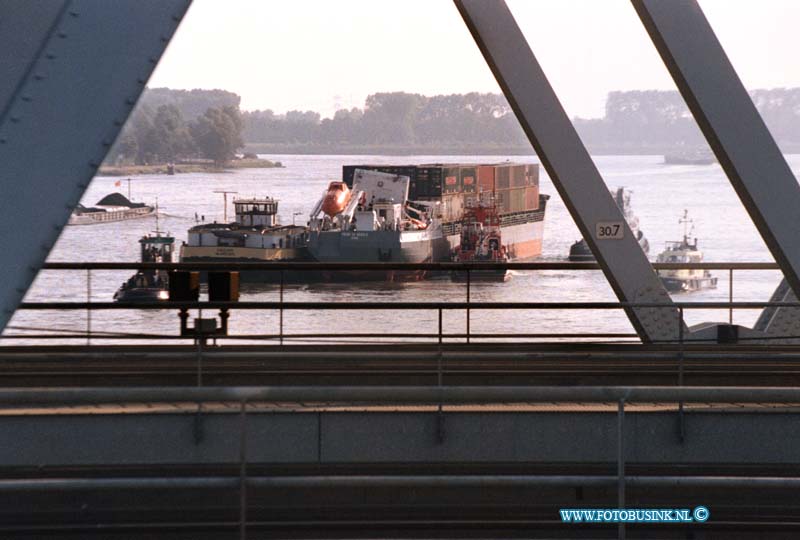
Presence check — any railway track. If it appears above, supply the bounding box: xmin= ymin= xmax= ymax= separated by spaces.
xmin=3 ymin=343 xmax=800 ymax=386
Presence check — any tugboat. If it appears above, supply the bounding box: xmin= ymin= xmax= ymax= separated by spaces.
xmin=451 ymin=196 xmax=509 ymax=282
xmin=113 ymin=228 xmax=174 ymax=302
xmin=569 ymin=187 xmax=649 ymax=261
xmin=656 ymin=210 xmax=718 ymax=293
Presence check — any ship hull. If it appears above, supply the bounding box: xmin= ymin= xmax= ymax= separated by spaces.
xmin=660 ymin=275 xmax=719 ymax=293
xmin=308 ymin=228 xmax=451 ymax=281
xmin=68 ymin=206 xmax=154 ymax=225
xmin=180 ymin=246 xmax=313 ymax=283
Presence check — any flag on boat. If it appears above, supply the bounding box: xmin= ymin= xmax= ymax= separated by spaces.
xmin=114 ymin=180 xmax=121 ymax=187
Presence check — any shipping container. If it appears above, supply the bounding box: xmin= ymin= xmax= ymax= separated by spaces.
xmin=443 ymin=166 xmax=462 ymax=194
xmin=494 ymin=189 xmax=510 ymax=214
xmin=495 ymin=166 xmax=510 ymax=190
xmin=460 ymin=166 xmax=477 ymax=194
xmin=477 ymin=165 xmax=495 ymax=193
xmin=510 ymin=165 xmax=527 ymax=188
xmin=527 ymin=164 xmax=540 ymax=187
xmin=525 ymin=185 xmax=540 ymax=211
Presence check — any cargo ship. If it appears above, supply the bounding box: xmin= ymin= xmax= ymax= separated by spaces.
xmin=307 ymin=169 xmax=448 ymax=280
xmin=568 ymin=187 xmax=649 ymax=261
xmin=180 ymin=197 xmax=310 ymax=282
xmin=68 ymin=193 xmax=154 ymax=225
xmin=339 ymin=162 xmax=548 ymax=262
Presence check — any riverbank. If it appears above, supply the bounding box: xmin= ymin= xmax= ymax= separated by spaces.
xmin=98 ymin=158 xmax=283 ymax=176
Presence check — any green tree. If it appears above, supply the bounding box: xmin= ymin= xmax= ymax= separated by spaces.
xmin=190 ymin=106 xmax=244 ymax=165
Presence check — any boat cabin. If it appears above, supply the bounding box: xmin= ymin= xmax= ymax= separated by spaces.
xmin=233 ymin=198 xmax=278 ymax=228
xmin=139 ymin=234 xmax=174 ymax=263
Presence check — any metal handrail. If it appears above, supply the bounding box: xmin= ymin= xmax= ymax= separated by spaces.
xmin=16 ymin=300 xmax=800 ymax=310
xmin=39 ymin=261 xmax=780 ymax=270
xmin=2 ymin=385 xmax=800 ymax=405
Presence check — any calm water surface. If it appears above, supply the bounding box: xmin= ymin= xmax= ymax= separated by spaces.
xmin=5 ymin=153 xmax=797 ymax=344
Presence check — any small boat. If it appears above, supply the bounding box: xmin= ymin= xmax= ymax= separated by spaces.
xmin=451 ymin=196 xmax=509 ymax=282
xmin=663 ymin=149 xmax=716 ymax=166
xmin=69 ymin=192 xmax=154 ymax=225
xmin=656 ymin=210 xmax=718 ymax=293
xmin=114 ymin=227 xmax=174 ymax=302
xmin=569 ymin=187 xmax=649 ymax=261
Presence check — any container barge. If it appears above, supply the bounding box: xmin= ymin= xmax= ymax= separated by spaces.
xmin=340 ymin=163 xmax=548 ymax=261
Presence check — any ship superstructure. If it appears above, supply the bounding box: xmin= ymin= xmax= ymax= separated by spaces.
xmin=180 ymin=197 xmax=309 ymax=281
xmin=307 ymin=169 xmax=448 ymax=279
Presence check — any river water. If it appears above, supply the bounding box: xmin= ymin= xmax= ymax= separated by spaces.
xmin=5 ymin=153 xmax=798 ymax=344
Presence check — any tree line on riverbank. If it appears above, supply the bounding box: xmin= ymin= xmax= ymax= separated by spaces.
xmin=243 ymin=88 xmax=800 ymax=154
xmin=105 ymin=89 xmax=245 ymax=166
xmin=106 ymin=87 xmax=800 ymax=159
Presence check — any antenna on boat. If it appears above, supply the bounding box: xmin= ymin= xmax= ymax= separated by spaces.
xmin=679 ymin=209 xmax=694 ymax=243
xmin=213 ymin=190 xmax=238 ymax=223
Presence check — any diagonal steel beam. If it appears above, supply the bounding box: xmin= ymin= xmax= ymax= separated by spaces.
xmin=0 ymin=0 xmax=191 ymax=332
xmin=633 ymin=0 xmax=800 ymax=338
xmin=455 ymin=0 xmax=681 ymax=343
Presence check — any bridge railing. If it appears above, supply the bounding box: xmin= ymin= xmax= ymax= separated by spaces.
xmin=2 ymin=261 xmax=789 ymax=345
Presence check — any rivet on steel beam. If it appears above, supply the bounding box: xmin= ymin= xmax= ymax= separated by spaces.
xmin=160 ymin=36 xmax=169 ymax=43
xmin=57 ymin=32 xmax=67 ymax=39
xmin=88 ymin=161 xmax=99 ymax=169
xmin=148 ymin=57 xmax=158 ymax=65
xmin=125 ymin=98 xmax=136 ymax=106
xmin=68 ymin=11 xmax=79 ymax=17
xmin=0 ymin=138 xmax=6 ymax=144
xmin=172 ymin=14 xmax=181 ymax=22
xmin=101 ymin=140 xmax=111 ymax=148
xmin=9 ymin=116 xmax=20 ymax=123
xmin=34 ymin=74 xmax=45 ymax=81
xmin=45 ymin=53 xmax=56 ymax=60
xmin=136 ymin=78 xmax=146 ymax=85
xmin=113 ymin=120 xmax=123 ymax=127
xmin=20 ymin=96 xmax=32 ymax=103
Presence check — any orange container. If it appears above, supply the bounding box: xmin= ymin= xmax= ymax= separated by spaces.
xmin=477 ymin=165 xmax=495 ymax=193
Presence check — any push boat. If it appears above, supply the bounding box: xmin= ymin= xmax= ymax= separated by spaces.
xmin=450 ymin=196 xmax=509 ymax=282
xmin=656 ymin=210 xmax=718 ymax=293
xmin=569 ymin=187 xmax=649 ymax=261
xmin=113 ymin=231 xmax=174 ymax=302
xmin=69 ymin=193 xmax=154 ymax=225
xmin=179 ymin=197 xmax=310 ymax=282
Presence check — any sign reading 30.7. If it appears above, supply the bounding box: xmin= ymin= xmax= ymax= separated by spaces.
xmin=595 ymin=221 xmax=624 ymax=240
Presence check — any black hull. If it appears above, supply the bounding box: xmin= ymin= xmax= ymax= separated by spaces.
xmin=660 ymin=276 xmax=719 ymax=293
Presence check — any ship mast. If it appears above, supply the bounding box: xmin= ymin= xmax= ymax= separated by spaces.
xmin=679 ymin=209 xmax=694 ymax=245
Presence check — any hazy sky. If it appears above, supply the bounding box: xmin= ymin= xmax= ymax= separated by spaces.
xmin=149 ymin=0 xmax=800 ymax=119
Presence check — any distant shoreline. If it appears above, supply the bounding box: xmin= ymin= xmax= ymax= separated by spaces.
xmin=98 ymin=158 xmax=283 ymax=176
xmin=244 ymin=143 xmax=800 ymax=157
